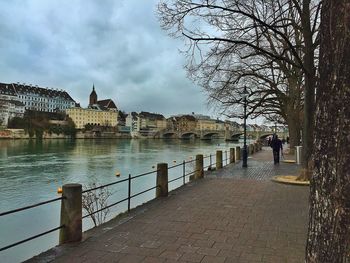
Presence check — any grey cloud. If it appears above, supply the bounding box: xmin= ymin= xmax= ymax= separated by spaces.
xmin=0 ymin=0 xmax=212 ymax=117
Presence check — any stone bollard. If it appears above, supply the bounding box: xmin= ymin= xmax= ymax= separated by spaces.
xmin=59 ymin=184 xmax=82 ymax=245
xmin=195 ymin=154 xmax=204 ymax=179
xmin=296 ymin=146 xmax=303 ymax=165
xmin=230 ymin=148 xmax=235 ymax=163
xmin=156 ymin=163 xmax=168 ymax=197
xmin=235 ymin=146 xmax=241 ymax=160
xmin=216 ymin=150 xmax=223 ymax=170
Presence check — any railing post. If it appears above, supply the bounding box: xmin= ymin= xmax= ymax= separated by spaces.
xmin=59 ymin=184 xmax=82 ymax=245
xmin=235 ymin=146 xmax=241 ymax=160
xmin=128 ymin=174 xmax=131 ymax=212
xmin=156 ymin=163 xmax=168 ymax=197
xmin=182 ymin=160 xmax=185 ymax=185
xmin=209 ymin=154 xmax=212 ymax=168
xmin=230 ymin=148 xmax=235 ymax=163
xmin=195 ymin=154 xmax=204 ymax=179
xmin=216 ymin=150 xmax=223 ymax=170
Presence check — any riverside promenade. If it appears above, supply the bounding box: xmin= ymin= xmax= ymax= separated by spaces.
xmin=28 ymin=147 xmax=309 ymax=263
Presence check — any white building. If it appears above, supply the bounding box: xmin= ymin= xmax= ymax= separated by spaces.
xmin=3 ymin=82 xmax=76 ymax=113
xmin=126 ymin=112 xmax=140 ymax=132
xmin=0 ymin=83 xmax=25 ymax=126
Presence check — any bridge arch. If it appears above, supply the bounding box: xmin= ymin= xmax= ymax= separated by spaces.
xmin=230 ymin=132 xmax=243 ymax=140
xmin=202 ymin=132 xmax=220 ymax=140
xmin=180 ymin=132 xmax=199 ymax=139
xmin=162 ymin=132 xmax=176 ymax=138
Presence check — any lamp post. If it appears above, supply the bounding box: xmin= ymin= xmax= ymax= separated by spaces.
xmin=242 ymin=86 xmax=249 ymax=168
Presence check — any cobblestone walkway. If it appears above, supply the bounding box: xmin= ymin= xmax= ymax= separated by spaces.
xmin=208 ymin=147 xmax=300 ymax=180
xmin=28 ymin=147 xmax=309 ymax=263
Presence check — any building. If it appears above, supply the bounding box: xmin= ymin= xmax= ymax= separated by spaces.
xmin=10 ymin=82 xmax=75 ymax=113
xmin=125 ymin=112 xmax=139 ymax=132
xmin=66 ymin=107 xmax=118 ymax=129
xmin=0 ymin=83 xmax=25 ymax=126
xmin=169 ymin=115 xmax=197 ymax=132
xmin=66 ymin=86 xmax=118 ymax=129
xmin=195 ymin=115 xmax=217 ymax=131
xmin=126 ymin=111 xmax=166 ymax=133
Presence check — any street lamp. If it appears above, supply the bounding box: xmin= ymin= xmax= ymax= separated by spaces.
xmin=242 ymin=86 xmax=249 ymax=168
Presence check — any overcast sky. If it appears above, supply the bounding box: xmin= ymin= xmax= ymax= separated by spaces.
xmin=0 ymin=0 xmax=217 ymax=118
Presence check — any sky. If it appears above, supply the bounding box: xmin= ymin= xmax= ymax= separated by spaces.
xmin=0 ymin=0 xmax=216 ymax=118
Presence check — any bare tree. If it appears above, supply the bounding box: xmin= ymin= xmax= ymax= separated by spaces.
xmin=306 ymin=0 xmax=350 ymax=261
xmin=158 ymin=0 xmax=321 ymax=174
xmin=82 ymin=183 xmax=113 ymax=227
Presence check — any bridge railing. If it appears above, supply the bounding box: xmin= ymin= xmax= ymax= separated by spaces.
xmin=0 ymin=144 xmax=263 ymax=258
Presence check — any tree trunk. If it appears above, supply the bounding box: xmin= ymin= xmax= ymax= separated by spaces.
xmin=286 ymin=111 xmax=301 ymax=154
xmin=300 ymin=0 xmax=316 ymax=181
xmin=306 ymin=1 xmax=350 ymax=262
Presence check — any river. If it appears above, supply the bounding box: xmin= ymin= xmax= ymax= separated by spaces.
xmin=0 ymin=138 xmax=243 ymax=263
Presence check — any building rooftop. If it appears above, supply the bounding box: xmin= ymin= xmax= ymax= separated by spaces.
xmin=3 ymin=82 xmax=76 ymax=102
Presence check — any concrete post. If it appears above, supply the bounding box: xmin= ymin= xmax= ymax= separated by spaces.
xmin=216 ymin=150 xmax=223 ymax=170
xmin=59 ymin=184 xmax=82 ymax=245
xmin=195 ymin=154 xmax=204 ymax=179
xmin=156 ymin=163 xmax=168 ymax=197
xmin=230 ymin=148 xmax=235 ymax=163
xmin=296 ymin=146 xmax=303 ymax=165
xmin=235 ymin=146 xmax=241 ymax=160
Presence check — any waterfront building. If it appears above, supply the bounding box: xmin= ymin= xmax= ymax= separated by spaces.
xmin=169 ymin=115 xmax=197 ymax=132
xmin=0 ymin=82 xmax=75 ymax=126
xmin=126 ymin=111 xmax=166 ymax=133
xmin=66 ymin=86 xmax=118 ymax=129
xmin=126 ymin=112 xmax=139 ymax=132
xmin=0 ymin=83 xmax=25 ymax=126
xmin=195 ymin=115 xmax=216 ymax=131
xmin=3 ymin=82 xmax=75 ymax=113
xmin=66 ymin=107 xmax=118 ymax=129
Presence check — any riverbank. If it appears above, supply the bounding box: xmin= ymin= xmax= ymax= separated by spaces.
xmin=0 ymin=129 xmax=132 ymax=139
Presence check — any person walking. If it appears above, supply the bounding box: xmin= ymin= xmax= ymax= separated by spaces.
xmin=270 ymin=134 xmax=283 ymax=164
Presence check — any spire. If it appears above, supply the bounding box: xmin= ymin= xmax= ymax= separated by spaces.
xmin=89 ymin=84 xmax=97 ymax=106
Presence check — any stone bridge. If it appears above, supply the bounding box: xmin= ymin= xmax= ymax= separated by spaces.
xmin=159 ymin=129 xmax=285 ymax=141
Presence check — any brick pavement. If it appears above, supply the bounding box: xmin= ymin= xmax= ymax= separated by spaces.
xmin=28 ymin=147 xmax=309 ymax=263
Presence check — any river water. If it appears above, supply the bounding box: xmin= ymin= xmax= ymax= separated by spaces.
xmin=0 ymin=138 xmax=243 ymax=263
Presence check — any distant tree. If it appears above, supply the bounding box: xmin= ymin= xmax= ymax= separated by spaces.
xmin=8 ymin=117 xmax=28 ymax=129
xmin=306 ymin=0 xmax=350 ymax=261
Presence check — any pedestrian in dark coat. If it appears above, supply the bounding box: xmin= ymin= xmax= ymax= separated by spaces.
xmin=270 ymin=134 xmax=283 ymax=164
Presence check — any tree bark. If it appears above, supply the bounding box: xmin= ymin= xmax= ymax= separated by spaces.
xmin=306 ymin=1 xmax=350 ymax=262
xmin=300 ymin=0 xmax=316 ymax=180
xmin=286 ymin=112 xmax=301 ymax=154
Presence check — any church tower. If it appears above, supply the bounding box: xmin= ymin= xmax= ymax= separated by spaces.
xmin=89 ymin=84 xmax=97 ymax=106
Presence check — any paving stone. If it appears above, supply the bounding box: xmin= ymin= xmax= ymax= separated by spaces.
xmin=179 ymin=252 xmax=204 ymax=262
xmin=202 ymin=255 xmax=226 ymax=263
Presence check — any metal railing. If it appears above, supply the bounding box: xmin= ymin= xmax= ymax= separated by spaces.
xmin=0 ymin=196 xmax=65 ymax=252
xmin=0 ymin=145 xmax=254 ymax=253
